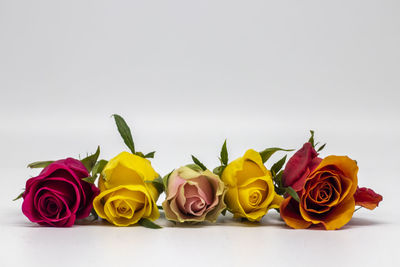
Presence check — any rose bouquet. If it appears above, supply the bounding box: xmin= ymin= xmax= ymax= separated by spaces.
xmin=15 ymin=116 xmax=382 ymax=230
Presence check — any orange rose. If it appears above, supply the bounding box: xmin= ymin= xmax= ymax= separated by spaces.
xmin=280 ymin=155 xmax=358 ymax=230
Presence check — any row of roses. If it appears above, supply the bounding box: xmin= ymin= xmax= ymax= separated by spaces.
xmin=16 ymin=115 xmax=382 ymax=230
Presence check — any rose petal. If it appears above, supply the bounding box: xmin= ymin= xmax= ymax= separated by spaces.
xmin=41 ymin=178 xmax=78 ymax=206
xmin=221 ymin=149 xmax=266 ymax=187
xmin=22 ymin=180 xmax=43 ymax=222
xmin=162 ymin=200 xmax=179 ymax=221
xmin=76 ymin=182 xmax=99 ymax=219
xmin=354 ymin=187 xmax=383 ymax=210
xmin=187 ymin=176 xmax=213 ymax=205
xmin=204 ymin=194 xmax=227 ymax=223
xmin=39 ymin=178 xmax=81 ymax=213
xmin=235 ymin=160 xmax=265 ymax=187
xmin=280 ymin=197 xmax=312 ymax=229
xmin=238 ymin=187 xmax=265 ymax=212
xmin=166 ymin=175 xmax=186 ymax=201
xmin=282 ymin=143 xmax=319 ymax=190
xmin=37 ymin=192 xmax=61 ymax=218
xmin=314 ymin=156 xmax=358 ymax=198
xmin=320 ymin=197 xmax=355 ymax=230
xmin=290 ymin=168 xmax=311 ymax=192
xmin=184 ymin=197 xmax=206 ymax=216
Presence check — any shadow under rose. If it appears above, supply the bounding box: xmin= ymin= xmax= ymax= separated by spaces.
xmin=274 ymin=215 xmax=387 ymax=231
xmin=342 ymin=217 xmax=386 ymax=229
xmin=74 ymin=216 xmax=113 ymax=226
xmin=11 ymin=205 xmax=385 ymax=229
xmin=157 ymin=209 xmax=287 ymax=228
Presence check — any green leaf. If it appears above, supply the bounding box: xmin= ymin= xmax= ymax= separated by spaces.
xmin=144 ymin=151 xmax=156 ymax=158
xmin=273 ymin=170 xmax=285 ymax=195
xmin=186 ymin=164 xmax=203 ymax=172
xmin=27 ymin=161 xmax=54 ymax=169
xmin=259 ymin=147 xmax=293 ymax=164
xmin=308 ymin=130 xmax=315 ymax=147
xmin=92 ymin=160 xmax=108 ymax=178
xmin=274 ymin=185 xmax=286 ymax=195
xmin=147 ymin=176 xmax=164 ymax=194
xmin=220 ymin=139 xmax=228 ymax=166
xmin=135 ymin=151 xmax=145 ymax=157
xmin=139 ymin=218 xmax=162 ymax=229
xmin=191 ymin=155 xmax=207 ymax=171
xmin=83 ymin=160 xmax=108 ymax=185
xmin=270 ymin=155 xmax=287 ymax=176
xmin=13 ymin=191 xmax=24 ymax=201
xmin=273 ymin=170 xmax=284 ymax=188
xmin=162 ymin=170 xmax=174 ymax=189
xmin=81 ymin=146 xmax=100 ymax=173
xmin=112 ymin=114 xmax=135 ymax=154
xmin=286 ymin=186 xmax=300 ymax=202
xmin=82 ymin=176 xmax=96 ymax=183
xmin=317 ymin=143 xmax=326 ymax=152
xmin=213 ymin=165 xmax=225 ymax=177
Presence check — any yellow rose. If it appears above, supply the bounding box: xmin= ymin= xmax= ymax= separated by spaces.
xmin=93 ymin=151 xmax=160 ymax=226
xmin=221 ymin=149 xmax=283 ymax=221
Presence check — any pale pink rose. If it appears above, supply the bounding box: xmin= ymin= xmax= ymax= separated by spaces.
xmin=162 ymin=165 xmax=226 ymax=223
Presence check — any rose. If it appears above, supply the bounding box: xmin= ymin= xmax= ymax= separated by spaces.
xmin=221 ymin=149 xmax=283 ymax=221
xmin=162 ymin=165 xmax=226 ymax=223
xmin=93 ymin=152 xmax=160 ymax=226
xmin=282 ymin=142 xmax=322 ymax=191
xmin=22 ymin=158 xmax=99 ymax=227
xmin=280 ymin=155 xmax=359 ymax=230
xmin=354 ymin=187 xmax=383 ymax=210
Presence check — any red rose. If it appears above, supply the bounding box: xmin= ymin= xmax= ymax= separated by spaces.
xmin=282 ymin=142 xmax=322 ymax=191
xmin=354 ymin=187 xmax=383 ymax=210
xmin=22 ymin=158 xmax=99 ymax=227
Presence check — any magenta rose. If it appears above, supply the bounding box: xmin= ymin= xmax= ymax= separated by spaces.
xmin=282 ymin=142 xmax=322 ymax=191
xmin=22 ymin=158 xmax=99 ymax=227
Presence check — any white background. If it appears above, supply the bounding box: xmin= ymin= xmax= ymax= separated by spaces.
xmin=0 ymin=1 xmax=399 ymax=266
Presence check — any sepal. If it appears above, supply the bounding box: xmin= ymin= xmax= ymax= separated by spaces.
xmin=139 ymin=218 xmax=162 ymax=229
xmin=191 ymin=155 xmax=207 ymax=171
xmin=27 ymin=161 xmax=54 ymax=169
xmin=259 ymin=147 xmax=293 ymax=164
xmin=81 ymin=146 xmax=100 ymax=173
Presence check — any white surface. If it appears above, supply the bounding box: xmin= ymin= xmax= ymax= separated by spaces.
xmin=1 ymin=1 xmax=399 ymax=266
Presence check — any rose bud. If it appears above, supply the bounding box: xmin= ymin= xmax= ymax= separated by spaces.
xmin=280 ymin=155 xmax=359 ymax=230
xmin=221 ymin=149 xmax=283 ymax=222
xmin=354 ymin=187 xmax=383 ymax=210
xmin=282 ymin=142 xmax=322 ymax=191
xmin=22 ymin=158 xmax=99 ymax=227
xmin=93 ymin=152 xmax=160 ymax=226
xmin=162 ymin=165 xmax=226 ymax=223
